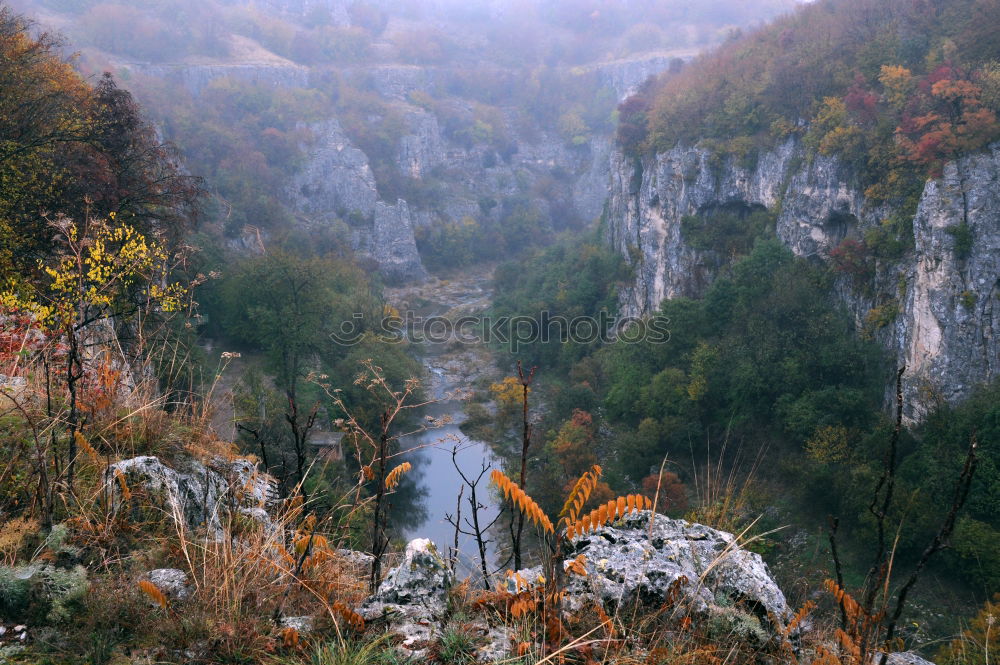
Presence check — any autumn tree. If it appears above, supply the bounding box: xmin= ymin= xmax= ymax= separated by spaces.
xmin=538 ymin=409 xmax=613 ymax=512
xmin=0 ymin=10 xmax=200 ymax=285
xmin=897 ymin=69 xmax=1000 ymax=175
xmin=1 ymin=214 xmax=186 ymax=494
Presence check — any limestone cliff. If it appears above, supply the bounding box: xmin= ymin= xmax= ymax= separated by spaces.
xmin=605 ymin=140 xmax=1000 ymax=421
xmin=289 ymin=86 xmax=626 ymax=281
xmin=288 ymin=119 xmax=427 ymax=283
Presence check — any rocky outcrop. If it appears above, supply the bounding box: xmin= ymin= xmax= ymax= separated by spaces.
xmin=396 ymin=107 xmax=445 ymax=178
xmin=290 ymin=93 xmax=620 ymax=282
xmin=121 ymin=62 xmax=309 ymax=97
xmin=367 ymin=65 xmax=440 ymax=102
xmin=289 ymin=120 xmax=427 ymax=282
xmin=902 ymin=152 xmax=1000 ymax=420
xmin=888 ymin=652 xmax=938 ymax=665
xmin=104 ymin=456 xmax=277 ymax=538
xmin=569 ymin=511 xmax=788 ymax=627
xmin=144 ymin=568 xmax=192 ymax=603
xmin=606 ymin=139 xmax=1000 ymax=421
xmin=358 ymin=512 xmax=791 ymax=660
xmin=504 ymin=511 xmax=789 ymax=639
xmin=587 ymin=51 xmax=693 ymax=101
xmin=358 ymin=538 xmax=452 ymax=657
xmin=369 ymin=199 xmax=429 ymax=284
xmin=289 ymin=118 xmax=379 ymax=220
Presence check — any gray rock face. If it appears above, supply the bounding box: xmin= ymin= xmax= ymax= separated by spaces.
xmin=503 ymin=511 xmax=789 ymax=638
xmin=887 ymin=652 xmax=937 ymax=665
xmin=588 ymin=52 xmax=690 ymax=101
xmin=289 ymin=120 xmax=428 ymax=282
xmin=358 ymin=538 xmax=453 ymax=656
xmin=289 ymin=118 xmax=378 ymax=221
xmin=396 ymin=107 xmax=445 ymax=178
xmin=278 ymin=615 xmax=315 ymax=634
xmin=104 ymin=456 xmax=277 ymax=538
xmin=121 ymin=62 xmax=309 ymax=97
xmin=367 ymin=65 xmax=439 ymax=102
xmin=145 ymin=568 xmax=192 ymax=603
xmin=902 ymin=150 xmax=1000 ymax=420
xmin=574 ymin=136 xmax=614 ymax=223
xmin=606 ymin=139 xmax=1000 ymax=421
xmin=370 ymin=200 xmax=429 ymax=284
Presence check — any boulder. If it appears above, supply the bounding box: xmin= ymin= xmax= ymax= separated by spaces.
xmin=886 ymin=652 xmax=937 ymax=665
xmin=279 ymin=615 xmax=315 ymax=634
xmin=104 ymin=456 xmax=277 ymax=538
xmin=502 ymin=511 xmax=790 ymax=639
xmin=358 ymin=538 xmax=453 ymax=657
xmin=145 ymin=568 xmax=191 ymax=603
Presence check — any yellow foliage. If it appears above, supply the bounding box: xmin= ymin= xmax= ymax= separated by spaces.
xmin=805 ymin=425 xmax=851 ymax=465
xmin=1 ymin=218 xmax=186 ymax=332
xmin=879 ymin=65 xmax=915 ymax=110
xmin=490 ymin=376 xmax=526 ymax=412
xmin=0 ymin=516 xmax=38 ymax=564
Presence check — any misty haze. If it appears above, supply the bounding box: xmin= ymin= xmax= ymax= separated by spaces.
xmin=0 ymin=0 xmax=997 ymax=663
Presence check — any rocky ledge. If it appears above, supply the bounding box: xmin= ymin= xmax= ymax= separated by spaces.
xmin=363 ymin=511 xmax=790 ymax=660
xmin=104 ymin=455 xmax=278 ymax=539
xmin=109 ymin=456 xmax=936 ymax=663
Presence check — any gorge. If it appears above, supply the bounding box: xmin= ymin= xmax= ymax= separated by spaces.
xmin=0 ymin=0 xmax=998 ymax=663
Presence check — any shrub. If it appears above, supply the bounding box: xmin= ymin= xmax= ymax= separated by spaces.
xmin=829 ymin=238 xmax=871 ymax=277
xmin=946 ymin=222 xmax=974 ymax=259
xmin=0 ymin=564 xmax=89 ymax=624
xmin=865 ymin=300 xmax=901 ymax=331
xmin=937 ymin=593 xmax=1000 ymax=665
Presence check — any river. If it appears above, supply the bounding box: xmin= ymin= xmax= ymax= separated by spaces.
xmin=387 ymin=272 xmax=504 ymax=578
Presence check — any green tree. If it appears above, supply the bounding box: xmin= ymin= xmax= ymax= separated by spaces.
xmin=218 ymin=250 xmax=376 ymax=486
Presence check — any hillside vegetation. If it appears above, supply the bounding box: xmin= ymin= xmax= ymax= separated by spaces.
xmin=619 ymin=0 xmax=1000 ymax=212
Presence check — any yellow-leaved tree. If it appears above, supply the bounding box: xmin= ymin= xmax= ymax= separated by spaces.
xmin=1 ymin=212 xmax=187 ymax=502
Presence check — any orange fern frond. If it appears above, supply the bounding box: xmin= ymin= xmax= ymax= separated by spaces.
xmin=594 ymin=601 xmax=616 ymax=638
xmin=784 ymin=600 xmax=816 ymax=636
xmin=835 ymin=628 xmax=861 ymax=661
xmin=138 ymin=580 xmax=167 ymax=609
xmin=491 ymin=470 xmax=554 ymax=534
xmin=361 ymin=465 xmax=374 ymax=481
xmin=511 ymin=593 xmax=537 ymax=618
xmin=566 ymin=494 xmax=651 ymax=539
xmin=825 ymin=579 xmax=863 ymax=624
xmin=76 ymin=431 xmax=101 ymax=466
xmin=281 ymin=626 xmax=299 ymax=647
xmin=813 ymin=646 xmax=842 ymax=665
xmin=385 ymin=462 xmax=412 ymax=490
xmin=558 ymin=465 xmax=602 ymax=523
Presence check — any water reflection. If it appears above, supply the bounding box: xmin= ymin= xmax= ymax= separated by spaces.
xmin=394 ymin=365 xmax=502 ymax=579
xmin=385 ymin=460 xmax=429 ymax=534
